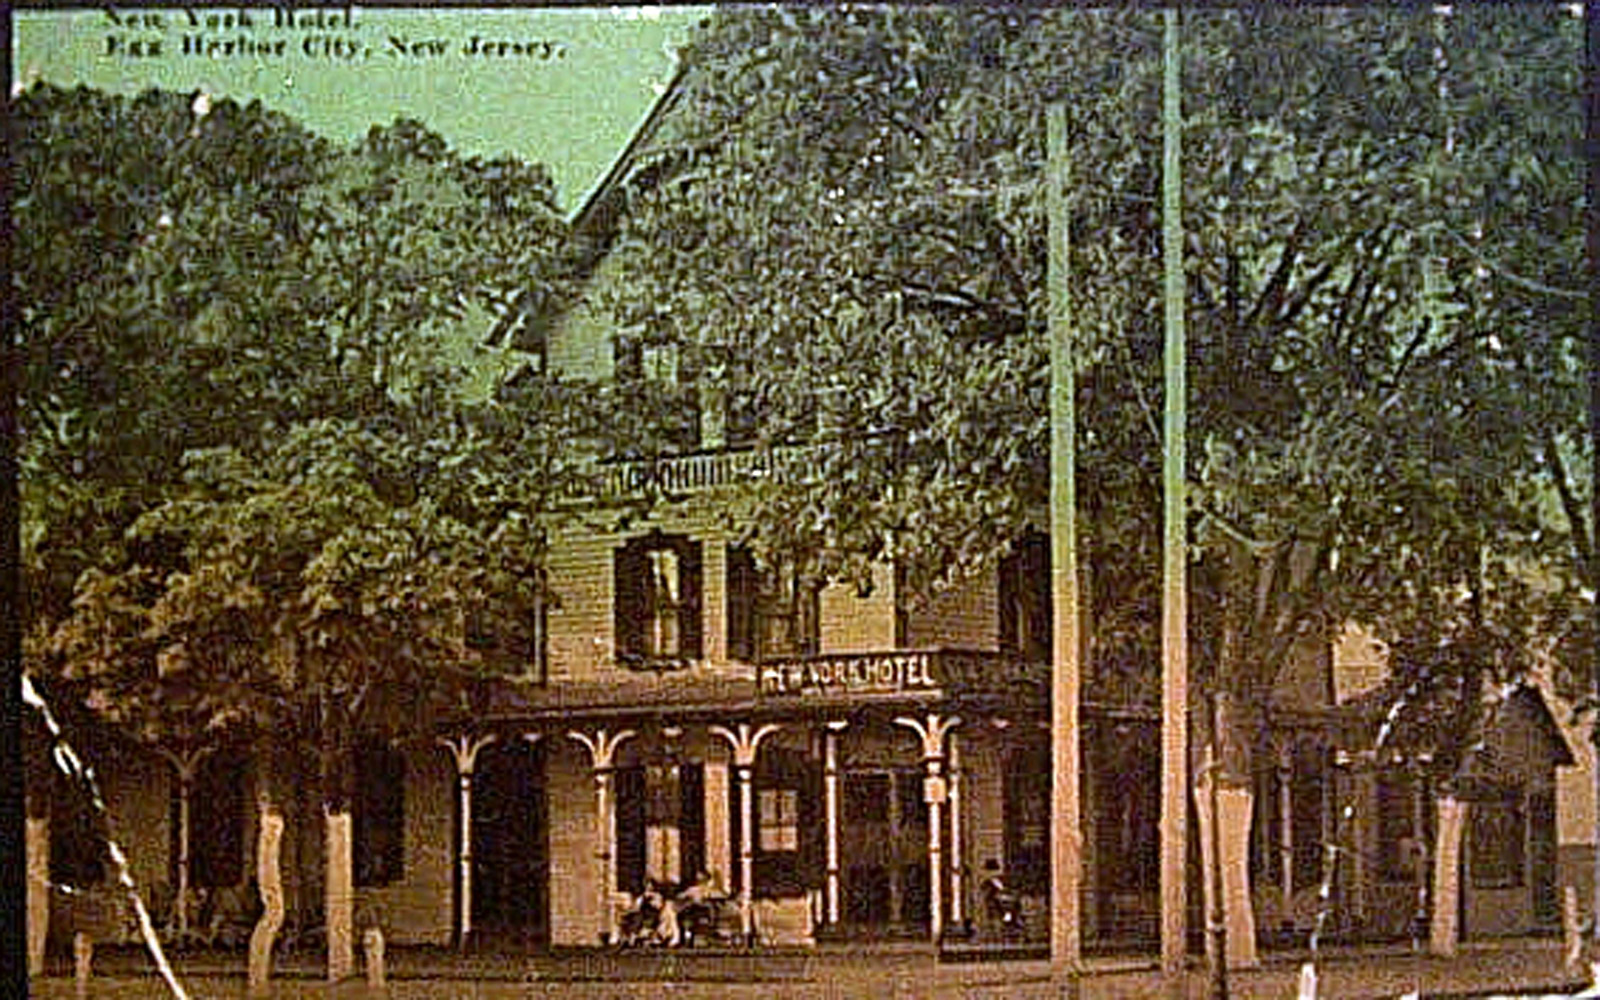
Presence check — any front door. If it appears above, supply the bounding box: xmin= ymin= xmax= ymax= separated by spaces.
xmin=840 ymin=769 xmax=928 ymax=932
xmin=471 ymin=740 xmax=548 ymax=948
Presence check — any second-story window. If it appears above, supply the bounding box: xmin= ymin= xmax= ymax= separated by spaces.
xmin=727 ymin=545 xmax=819 ymax=662
xmin=615 ymin=532 xmax=702 ymax=665
xmin=998 ymin=532 xmax=1051 ymax=664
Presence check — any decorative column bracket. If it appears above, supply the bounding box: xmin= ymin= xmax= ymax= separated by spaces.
xmin=710 ymin=722 xmax=783 ymax=942
xmin=569 ymin=728 xmax=637 ymax=945
xmin=158 ymin=746 xmax=214 ymax=941
xmin=895 ymin=714 xmax=961 ymax=943
xmin=437 ymin=734 xmax=499 ymax=947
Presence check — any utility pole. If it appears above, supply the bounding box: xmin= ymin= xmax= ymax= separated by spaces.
xmin=1047 ymin=99 xmax=1083 ymax=999
xmin=1585 ymin=0 xmax=1600 ymax=952
xmin=1160 ymin=8 xmax=1191 ymax=996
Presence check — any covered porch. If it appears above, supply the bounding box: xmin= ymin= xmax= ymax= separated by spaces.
xmin=436 ymin=649 xmax=1049 ymax=949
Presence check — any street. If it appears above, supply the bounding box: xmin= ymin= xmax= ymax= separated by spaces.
xmin=25 ymin=939 xmax=1592 ymax=999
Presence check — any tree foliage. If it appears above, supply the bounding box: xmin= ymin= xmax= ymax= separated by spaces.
xmin=601 ymin=7 xmax=1587 ymax=725
xmin=16 ymin=85 xmax=600 ymax=767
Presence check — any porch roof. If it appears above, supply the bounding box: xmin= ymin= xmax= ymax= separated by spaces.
xmin=473 ymin=648 xmax=1049 ymax=725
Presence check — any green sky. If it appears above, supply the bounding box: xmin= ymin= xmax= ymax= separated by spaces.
xmin=14 ymin=6 xmax=710 ymax=216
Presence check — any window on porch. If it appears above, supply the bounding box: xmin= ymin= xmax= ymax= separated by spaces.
xmin=1375 ymin=773 xmax=1431 ymax=884
xmin=1093 ymin=728 xmax=1160 ymax=892
xmin=354 ymin=742 xmax=406 ymax=887
xmin=1531 ymin=789 xmax=1558 ymax=923
xmin=615 ymin=533 xmax=703 ymax=664
xmin=51 ymin=770 xmax=106 ymax=890
xmin=750 ymin=746 xmax=821 ymax=898
xmin=1004 ymin=744 xmax=1051 ymax=894
xmin=1470 ymin=787 xmax=1526 ymax=889
xmin=1290 ymin=741 xmax=1329 ymax=892
xmin=616 ymin=762 xmax=706 ymax=895
xmin=759 ymin=789 xmax=800 ymax=852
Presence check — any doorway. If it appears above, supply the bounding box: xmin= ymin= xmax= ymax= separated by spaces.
xmin=840 ymin=769 xmax=929 ymax=933
xmin=471 ymin=740 xmax=548 ymax=948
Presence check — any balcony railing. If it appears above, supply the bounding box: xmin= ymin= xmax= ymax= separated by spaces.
xmin=601 ymin=442 xmax=835 ymax=496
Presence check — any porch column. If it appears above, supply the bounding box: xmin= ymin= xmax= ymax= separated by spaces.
xmin=159 ymin=747 xmax=212 ymax=940
xmin=710 ymin=722 xmax=783 ymax=942
xmin=1278 ymin=740 xmax=1293 ymax=908
xmin=569 ymin=729 xmax=636 ymax=944
xmin=646 ymin=728 xmax=683 ymax=886
xmin=948 ymin=732 xmax=963 ymax=930
xmin=705 ymin=752 xmax=732 ymax=891
xmin=895 ymin=714 xmax=961 ymax=942
xmin=438 ymin=734 xmax=498 ymax=948
xmin=824 ymin=721 xmax=848 ymax=926
xmin=1430 ymin=795 xmax=1467 ymax=957
xmin=1412 ymin=766 xmax=1430 ymax=940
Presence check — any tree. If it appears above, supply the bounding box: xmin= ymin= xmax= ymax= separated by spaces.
xmin=598 ymin=6 xmax=1587 ymax=957
xmin=16 ymin=86 xmax=604 ymax=980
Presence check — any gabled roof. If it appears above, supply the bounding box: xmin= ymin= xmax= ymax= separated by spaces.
xmin=568 ymin=59 xmax=690 ymax=244
xmin=486 ymin=60 xmax=691 ymax=352
xmin=1513 ymin=682 xmax=1578 ymax=767
xmin=1303 ymin=679 xmax=1576 ymax=770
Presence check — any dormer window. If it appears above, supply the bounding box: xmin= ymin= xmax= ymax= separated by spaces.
xmin=643 ymin=343 xmax=679 ymax=383
xmin=615 ymin=337 xmax=679 ymax=384
xmin=615 ymin=532 xmax=702 ymax=666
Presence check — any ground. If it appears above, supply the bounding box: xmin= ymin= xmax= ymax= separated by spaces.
xmin=25 ymin=938 xmax=1596 ymax=999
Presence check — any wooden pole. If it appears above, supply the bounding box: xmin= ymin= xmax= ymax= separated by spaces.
xmin=177 ymin=765 xmax=193 ymax=938
xmin=1047 ymin=100 xmax=1083 ymax=996
xmin=1208 ymin=696 xmax=1229 ymax=999
xmin=1160 ymin=8 xmax=1191 ymax=992
xmin=0 ymin=7 xmax=26 ymax=991
xmin=1585 ymin=0 xmax=1600 ymax=953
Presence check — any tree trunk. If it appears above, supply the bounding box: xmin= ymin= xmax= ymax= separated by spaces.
xmin=248 ymin=746 xmax=286 ymax=994
xmin=1195 ymin=755 xmax=1260 ymax=970
xmin=1216 ymin=783 xmax=1258 ymax=968
xmin=26 ymin=816 xmax=48 ymax=978
xmin=1429 ymin=796 xmax=1466 ymax=956
xmin=1196 ymin=692 xmax=1260 ymax=971
xmin=324 ymin=807 xmax=354 ymax=981
xmin=321 ymin=712 xmax=355 ymax=982
xmin=25 ymin=719 xmax=53 ymax=979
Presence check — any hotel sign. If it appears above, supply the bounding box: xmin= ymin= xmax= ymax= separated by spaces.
xmin=759 ymin=653 xmax=937 ymax=696
xmin=756 ymin=649 xmax=1043 ymax=697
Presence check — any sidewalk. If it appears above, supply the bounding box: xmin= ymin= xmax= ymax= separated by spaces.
xmin=37 ymin=936 xmax=1593 ymax=999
